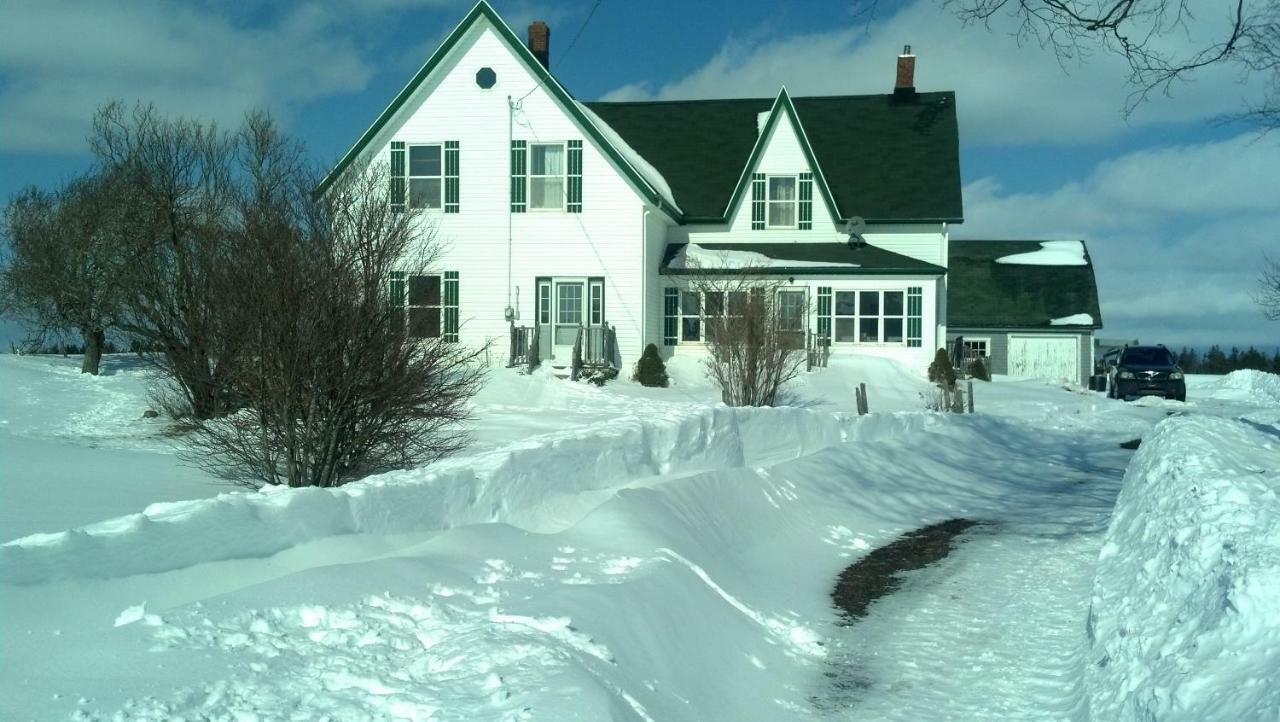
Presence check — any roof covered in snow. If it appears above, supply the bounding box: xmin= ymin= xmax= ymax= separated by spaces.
xmin=586 ymin=93 xmax=962 ymax=223
xmin=660 ymin=242 xmax=948 ymax=276
xmin=947 ymin=240 xmax=1102 ymax=329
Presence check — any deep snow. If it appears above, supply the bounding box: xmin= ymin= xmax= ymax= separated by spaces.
xmin=1088 ymin=412 xmax=1280 ymax=721
xmin=1 ymin=355 xmax=1277 ymax=720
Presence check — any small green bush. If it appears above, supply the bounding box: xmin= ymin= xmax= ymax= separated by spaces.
xmin=928 ymin=347 xmax=956 ymax=387
xmin=968 ymin=356 xmax=991 ymax=381
xmin=633 ymin=343 xmax=670 ymax=388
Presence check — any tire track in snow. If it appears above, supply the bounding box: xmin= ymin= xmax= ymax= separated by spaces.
xmin=821 ymin=523 xmax=1109 ymax=721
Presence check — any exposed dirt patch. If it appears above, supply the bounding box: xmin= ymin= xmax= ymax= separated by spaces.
xmin=1120 ymin=438 xmax=1142 ymax=450
xmin=832 ymin=518 xmax=983 ymax=624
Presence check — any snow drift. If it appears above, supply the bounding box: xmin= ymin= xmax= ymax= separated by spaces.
xmin=1191 ymin=369 xmax=1280 ymax=406
xmin=1087 ymin=414 xmax=1280 ymax=721
xmin=0 ymin=406 xmax=922 ymax=585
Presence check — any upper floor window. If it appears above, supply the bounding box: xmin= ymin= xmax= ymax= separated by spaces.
xmin=767 ymin=175 xmax=797 ymax=228
xmin=408 ymin=144 xmax=443 ymax=210
xmin=530 ymin=143 xmax=565 ymax=210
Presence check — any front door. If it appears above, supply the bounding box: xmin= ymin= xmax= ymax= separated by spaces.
xmin=777 ymin=288 xmax=808 ymax=349
xmin=551 ymin=280 xmax=585 ymax=361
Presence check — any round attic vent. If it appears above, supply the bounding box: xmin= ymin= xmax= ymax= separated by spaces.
xmin=476 ymin=67 xmax=496 ymax=90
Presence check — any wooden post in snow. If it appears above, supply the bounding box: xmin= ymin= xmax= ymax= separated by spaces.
xmin=855 ymin=382 xmax=869 ymax=415
xmin=967 ymin=380 xmax=974 ymax=413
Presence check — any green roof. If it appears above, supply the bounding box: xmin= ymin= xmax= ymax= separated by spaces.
xmin=660 ymin=242 xmax=948 ymax=276
xmin=586 ymin=92 xmax=962 ymax=224
xmin=947 ymin=241 xmax=1103 ymax=329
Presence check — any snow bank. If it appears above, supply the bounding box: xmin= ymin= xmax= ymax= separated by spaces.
xmin=1189 ymin=369 xmax=1280 ymax=406
xmin=995 ymin=241 xmax=1087 ymax=266
xmin=1087 ymin=414 xmax=1280 ymax=721
xmin=1 ymin=406 xmax=923 ymax=585
xmin=669 ymin=243 xmax=857 ymax=271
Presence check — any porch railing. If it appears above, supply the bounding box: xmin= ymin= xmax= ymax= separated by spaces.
xmin=571 ymin=324 xmax=617 ymax=380
xmin=949 ymin=335 xmax=987 ymax=378
xmin=508 ymin=323 xmax=538 ymax=369
xmin=806 ymin=330 xmax=831 ymax=371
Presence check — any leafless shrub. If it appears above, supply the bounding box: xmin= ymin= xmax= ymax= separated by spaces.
xmin=184 ymin=140 xmax=487 ymax=489
xmin=690 ymin=273 xmax=807 ymax=407
xmin=90 ymin=101 xmax=243 ymax=418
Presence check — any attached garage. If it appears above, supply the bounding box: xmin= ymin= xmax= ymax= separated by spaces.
xmin=946 ymin=240 xmax=1103 ymax=386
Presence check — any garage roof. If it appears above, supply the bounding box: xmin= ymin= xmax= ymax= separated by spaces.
xmin=947 ymin=240 xmax=1102 ymax=329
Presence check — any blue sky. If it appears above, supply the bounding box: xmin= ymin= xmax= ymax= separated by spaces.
xmin=1 ymin=0 xmax=1276 ymax=351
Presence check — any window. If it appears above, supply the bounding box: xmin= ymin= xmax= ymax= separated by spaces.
xmin=703 ymin=290 xmax=747 ymax=342
xmin=589 ymin=281 xmax=603 ymax=325
xmin=767 ymin=175 xmax=797 ymax=228
xmin=832 ymin=289 xmax=906 ymax=345
xmin=408 ymin=145 xmax=442 ymax=210
xmin=962 ymin=338 xmax=990 ymax=358
xmin=530 ymin=143 xmax=565 ymax=210
xmin=391 ymin=273 xmax=442 ymax=338
xmin=537 ymin=281 xmax=551 ymax=325
xmin=680 ymin=291 xmax=701 ymax=342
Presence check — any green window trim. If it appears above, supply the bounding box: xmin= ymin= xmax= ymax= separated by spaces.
xmin=798 ymin=172 xmax=813 ymax=230
xmin=750 ymin=173 xmax=766 ymax=230
xmin=443 ymin=271 xmax=459 ymax=342
xmin=567 ymin=140 xmax=583 ymax=213
xmin=444 ymin=141 xmax=459 ymax=213
xmin=390 ymin=142 xmax=406 ymax=213
xmin=663 ymin=287 xmax=679 ymax=346
xmin=817 ymin=286 xmax=832 ymax=342
xmin=511 ymin=140 xmax=527 ymax=213
xmin=907 ymin=286 xmax=923 ymax=348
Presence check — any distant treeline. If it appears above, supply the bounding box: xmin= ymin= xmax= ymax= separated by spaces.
xmin=9 ymin=338 xmax=164 ymax=356
xmin=1175 ymin=346 xmax=1280 ymax=375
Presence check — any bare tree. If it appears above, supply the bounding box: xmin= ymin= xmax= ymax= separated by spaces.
xmin=690 ymin=274 xmax=808 ymax=407
xmin=1 ymin=171 xmax=127 ymax=374
xmin=185 ymin=139 xmax=487 ymax=488
xmin=90 ymin=102 xmax=243 ymax=418
xmin=1256 ymin=253 xmax=1280 ymax=320
xmin=862 ymin=0 xmax=1280 ymax=126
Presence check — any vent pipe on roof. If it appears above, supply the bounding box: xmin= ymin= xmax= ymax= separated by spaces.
xmin=528 ymin=21 xmax=550 ymax=70
xmin=895 ymin=44 xmax=916 ymax=101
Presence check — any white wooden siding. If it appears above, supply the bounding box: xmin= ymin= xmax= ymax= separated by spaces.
xmin=354 ymin=20 xmax=652 ymax=364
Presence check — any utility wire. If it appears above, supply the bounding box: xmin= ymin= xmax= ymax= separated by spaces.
xmin=515 ymin=0 xmax=604 ymax=105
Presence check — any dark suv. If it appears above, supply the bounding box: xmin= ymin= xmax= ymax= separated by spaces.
xmin=1107 ymin=345 xmax=1186 ymax=401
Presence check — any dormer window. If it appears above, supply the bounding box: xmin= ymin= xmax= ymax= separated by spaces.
xmin=767 ymin=175 xmax=797 ymax=228
xmin=408 ymin=144 xmax=443 ymax=210
xmin=530 ymin=143 xmax=565 ymax=210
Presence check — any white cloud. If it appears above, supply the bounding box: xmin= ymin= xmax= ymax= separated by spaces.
xmin=0 ymin=1 xmax=375 ymax=154
xmin=600 ymin=0 xmax=1268 ymax=146
xmin=957 ymin=134 xmax=1280 ymax=348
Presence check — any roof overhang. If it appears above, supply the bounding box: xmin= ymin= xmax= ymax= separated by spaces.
xmin=660 ymin=242 xmax=947 ymax=276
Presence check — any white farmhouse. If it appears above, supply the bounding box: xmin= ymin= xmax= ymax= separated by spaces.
xmin=319 ymin=1 xmax=1101 ymax=384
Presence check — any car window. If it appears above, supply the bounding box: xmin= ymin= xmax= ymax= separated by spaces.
xmin=1121 ymin=348 xmax=1173 ymax=366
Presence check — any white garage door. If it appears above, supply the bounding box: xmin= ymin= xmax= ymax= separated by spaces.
xmin=1008 ymin=335 xmax=1079 ymax=383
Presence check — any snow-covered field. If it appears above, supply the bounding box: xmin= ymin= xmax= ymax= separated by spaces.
xmin=1 ymin=354 xmax=1276 ymax=720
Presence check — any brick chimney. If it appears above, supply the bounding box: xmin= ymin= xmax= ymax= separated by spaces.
xmin=528 ymin=21 xmax=550 ymax=70
xmin=894 ymin=44 xmax=916 ymax=100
